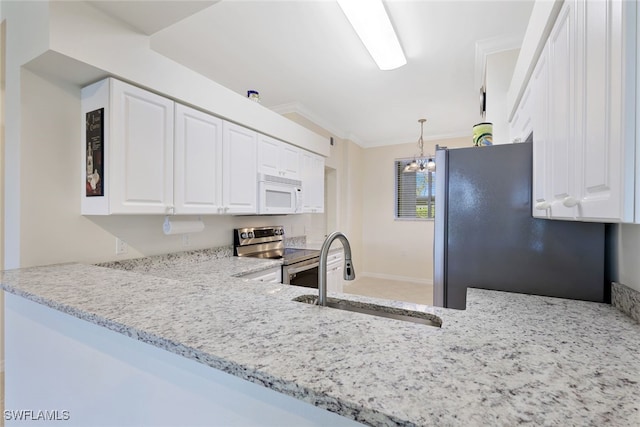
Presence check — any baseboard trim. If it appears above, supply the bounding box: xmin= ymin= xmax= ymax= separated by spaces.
xmin=359 ymin=272 xmax=433 ymax=286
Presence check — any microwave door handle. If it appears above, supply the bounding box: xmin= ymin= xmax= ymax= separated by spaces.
xmin=287 ymin=262 xmax=319 ymax=276
xmin=295 ymin=188 xmax=301 ymax=212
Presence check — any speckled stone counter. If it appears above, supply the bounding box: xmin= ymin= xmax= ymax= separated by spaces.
xmin=2 ymin=255 xmax=639 ymax=426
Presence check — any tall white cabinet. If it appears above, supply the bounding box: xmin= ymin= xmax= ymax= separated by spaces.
xmin=573 ymin=0 xmax=636 ymax=221
xmin=528 ymin=0 xmax=637 ymax=223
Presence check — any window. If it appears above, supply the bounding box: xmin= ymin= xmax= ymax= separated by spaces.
xmin=395 ymin=160 xmax=436 ymax=219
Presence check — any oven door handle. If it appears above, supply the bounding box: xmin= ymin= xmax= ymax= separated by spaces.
xmin=287 ymin=262 xmax=319 ymax=276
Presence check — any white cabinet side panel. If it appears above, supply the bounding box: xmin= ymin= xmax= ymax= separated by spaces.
xmin=80 ymin=79 xmax=111 ymax=215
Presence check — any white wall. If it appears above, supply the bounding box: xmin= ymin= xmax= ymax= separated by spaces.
xmin=282 ymin=112 xmax=363 ymax=269
xmin=485 ymin=49 xmax=520 ymax=144
xmin=361 ymin=136 xmax=470 ymax=283
xmin=3 ymin=0 xmax=51 ymax=269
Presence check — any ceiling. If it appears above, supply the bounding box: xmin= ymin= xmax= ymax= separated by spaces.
xmin=89 ymin=0 xmax=534 ymax=147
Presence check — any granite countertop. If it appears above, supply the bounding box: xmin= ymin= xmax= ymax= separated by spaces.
xmin=1 ymin=252 xmax=639 ymax=426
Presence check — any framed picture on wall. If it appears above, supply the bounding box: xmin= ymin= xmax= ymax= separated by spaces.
xmin=85 ymin=108 xmax=104 ymax=197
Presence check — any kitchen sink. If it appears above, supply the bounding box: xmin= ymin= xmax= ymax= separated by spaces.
xmin=292 ymin=295 xmax=442 ymax=327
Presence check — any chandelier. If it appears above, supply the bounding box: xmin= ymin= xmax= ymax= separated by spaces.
xmin=403 ymin=119 xmax=435 ymax=173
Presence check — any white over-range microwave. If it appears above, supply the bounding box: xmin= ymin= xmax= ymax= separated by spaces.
xmin=257 ymin=173 xmax=303 ymax=215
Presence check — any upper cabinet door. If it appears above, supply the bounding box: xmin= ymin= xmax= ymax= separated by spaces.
xmin=174 ymin=105 xmax=223 ymax=215
xmin=546 ymin=0 xmax=578 ymax=220
xmin=573 ymin=0 xmax=636 ymax=222
xmin=301 ymin=150 xmax=325 ymax=213
xmin=257 ymin=134 xmax=281 ymax=177
xmin=280 ymin=143 xmax=301 ymax=179
xmin=257 ymin=134 xmax=301 ymax=180
xmin=526 ymin=0 xmax=637 ymax=223
xmin=222 ymin=122 xmax=257 ymax=214
xmin=531 ymin=42 xmax=551 ymax=218
xmin=111 ymin=80 xmax=174 ymax=214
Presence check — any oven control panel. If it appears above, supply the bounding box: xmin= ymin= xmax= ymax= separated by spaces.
xmin=235 ymin=226 xmax=284 ymax=242
xmin=234 ymin=226 xmax=285 ymax=255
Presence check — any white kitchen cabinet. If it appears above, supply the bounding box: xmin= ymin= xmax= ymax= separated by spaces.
xmin=529 ymin=0 xmax=637 ymax=222
xmin=508 ymin=79 xmax=533 ymax=144
xmin=301 ymin=150 xmax=325 ymax=213
xmin=222 ymin=121 xmax=258 ymax=214
xmin=258 ymin=134 xmax=300 ymax=180
xmin=572 ymin=0 xmax=636 ymax=222
xmin=174 ymin=104 xmax=223 ymax=214
xmin=81 ymin=78 xmax=174 ymax=215
xmin=241 ymin=267 xmax=282 ymax=284
xmin=546 ymin=0 xmax=578 ymax=220
xmin=326 ymin=251 xmax=344 ymax=293
xmin=174 ymin=110 xmax=257 ymax=215
xmin=531 ymin=41 xmax=551 ymax=218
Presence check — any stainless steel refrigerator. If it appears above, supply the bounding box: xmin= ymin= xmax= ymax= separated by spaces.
xmin=433 ymin=142 xmax=606 ymax=309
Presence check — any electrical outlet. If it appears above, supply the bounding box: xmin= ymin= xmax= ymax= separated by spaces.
xmin=115 ymin=238 xmax=128 ymax=255
xmin=182 ymin=234 xmax=191 ymax=247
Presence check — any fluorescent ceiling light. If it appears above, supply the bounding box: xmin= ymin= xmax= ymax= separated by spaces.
xmin=337 ymin=0 xmax=407 ymax=71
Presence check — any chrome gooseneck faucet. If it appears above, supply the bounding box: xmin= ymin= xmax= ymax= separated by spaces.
xmin=318 ymin=231 xmax=356 ymax=306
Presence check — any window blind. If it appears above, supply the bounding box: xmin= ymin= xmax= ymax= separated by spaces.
xmin=395 ymin=160 xmax=436 ymax=219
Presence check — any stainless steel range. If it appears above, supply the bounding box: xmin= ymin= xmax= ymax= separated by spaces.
xmin=233 ymin=226 xmax=320 ymax=288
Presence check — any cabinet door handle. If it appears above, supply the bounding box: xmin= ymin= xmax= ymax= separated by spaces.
xmin=562 ymin=196 xmax=581 ymax=208
xmin=535 ymin=200 xmax=551 ymax=210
